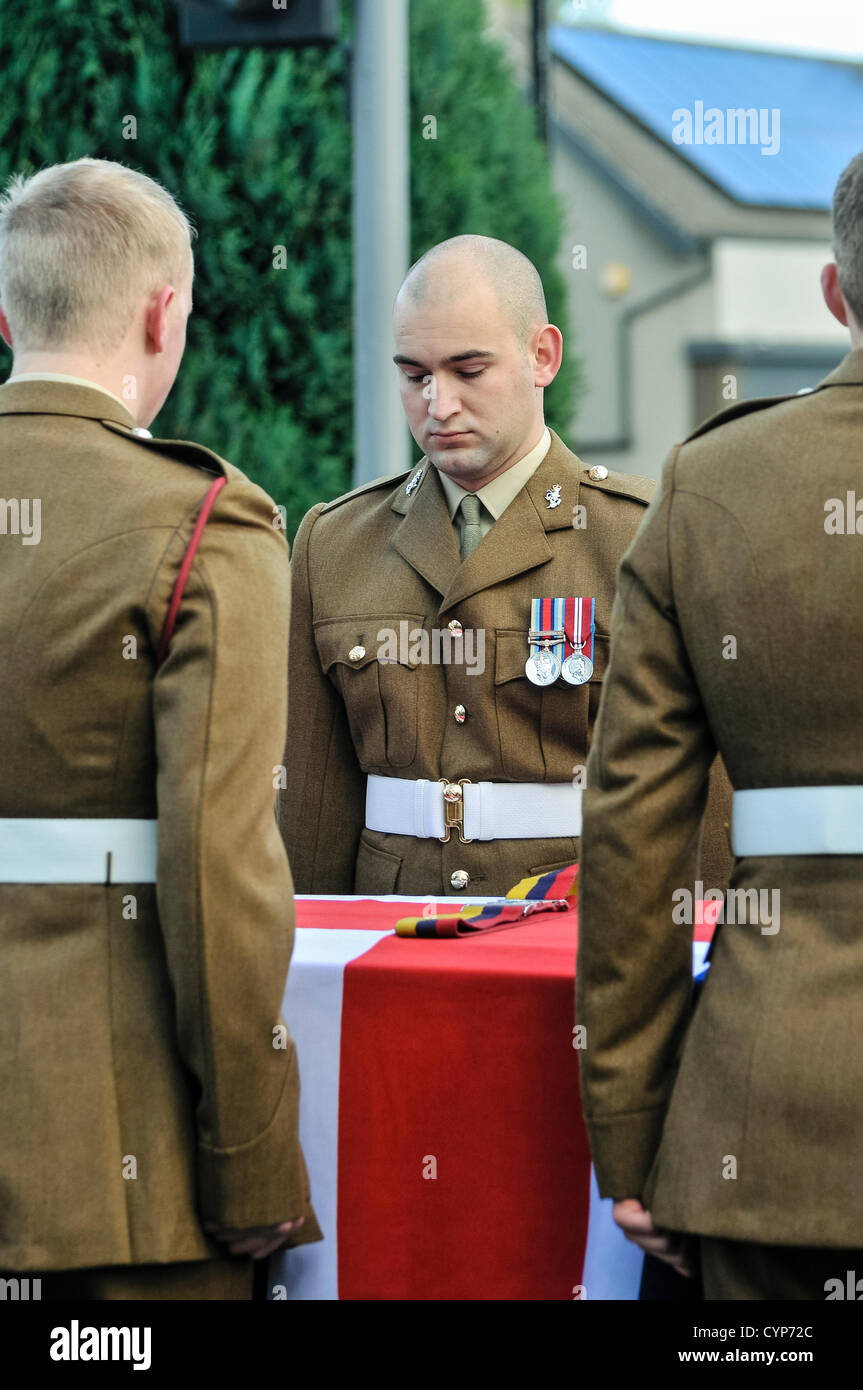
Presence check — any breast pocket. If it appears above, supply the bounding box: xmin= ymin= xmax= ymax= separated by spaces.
xmin=494 ymin=628 xmax=608 ymax=780
xmin=314 ymin=614 xmax=424 ymax=770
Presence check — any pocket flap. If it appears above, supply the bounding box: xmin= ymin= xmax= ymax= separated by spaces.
xmin=495 ymin=629 xmax=531 ymax=685
xmin=314 ymin=614 xmax=427 ymax=673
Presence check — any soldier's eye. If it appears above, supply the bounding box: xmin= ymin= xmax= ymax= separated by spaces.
xmin=458 ymin=369 xmax=485 ymax=379
xmin=405 ymin=373 xmax=427 ymax=382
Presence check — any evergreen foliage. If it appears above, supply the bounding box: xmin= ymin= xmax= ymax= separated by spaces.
xmin=0 ymin=0 xmax=577 ymax=537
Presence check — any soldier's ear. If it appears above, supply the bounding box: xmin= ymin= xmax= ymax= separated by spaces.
xmin=0 ymin=305 xmax=12 ymax=349
xmin=821 ymin=262 xmax=850 ymax=328
xmin=145 ymin=284 xmax=177 ymax=354
xmin=532 ymin=323 xmax=563 ymax=389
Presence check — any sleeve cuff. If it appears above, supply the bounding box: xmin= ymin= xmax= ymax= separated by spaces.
xmin=582 ymin=1106 xmax=668 ymax=1200
xmin=197 ymin=1068 xmax=323 ymax=1244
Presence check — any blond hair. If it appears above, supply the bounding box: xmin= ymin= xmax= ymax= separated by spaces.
xmin=0 ymin=158 xmax=195 ymax=354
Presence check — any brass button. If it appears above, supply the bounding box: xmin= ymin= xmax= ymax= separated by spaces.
xmin=450 ymin=869 xmax=470 ymax=891
xmin=448 ymin=619 xmax=463 ymax=636
xmin=348 ymin=645 xmax=366 ymax=662
xmin=454 ymin=704 xmax=467 ymax=723
xmin=588 ymin=465 xmax=608 ymax=481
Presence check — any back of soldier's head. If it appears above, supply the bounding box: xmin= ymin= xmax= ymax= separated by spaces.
xmin=833 ymin=152 xmax=863 ymax=328
xmin=0 ymin=158 xmax=195 ymax=356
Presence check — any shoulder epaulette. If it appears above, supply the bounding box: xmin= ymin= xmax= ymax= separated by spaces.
xmin=100 ymin=418 xmax=228 ymax=478
xmin=683 ymin=392 xmax=799 ymax=444
xmin=319 ymin=467 xmax=414 ymax=514
xmin=580 ymin=465 xmax=656 ymax=506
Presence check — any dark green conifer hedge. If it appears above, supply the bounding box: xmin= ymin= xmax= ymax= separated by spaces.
xmin=0 ymin=0 xmax=576 ymax=537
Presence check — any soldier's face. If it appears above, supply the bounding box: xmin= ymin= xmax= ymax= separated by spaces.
xmin=393 ymin=281 xmax=541 ymax=486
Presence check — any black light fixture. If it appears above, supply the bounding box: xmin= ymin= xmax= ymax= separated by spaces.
xmin=176 ymin=0 xmax=339 ymax=49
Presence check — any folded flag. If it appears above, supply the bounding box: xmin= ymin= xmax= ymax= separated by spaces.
xmin=395 ymin=862 xmax=578 ymax=938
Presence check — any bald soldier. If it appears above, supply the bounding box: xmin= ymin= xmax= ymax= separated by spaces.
xmin=282 ymin=235 xmax=731 ymax=897
xmin=0 ymin=158 xmax=320 ymax=1299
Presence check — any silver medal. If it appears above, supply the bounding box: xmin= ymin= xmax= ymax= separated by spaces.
xmin=561 ymin=652 xmax=594 ymax=686
xmin=525 ymin=648 xmax=561 ymax=686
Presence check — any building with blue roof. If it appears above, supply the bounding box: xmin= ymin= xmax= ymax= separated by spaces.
xmin=550 ymin=25 xmax=863 ymax=211
xmin=487 ymin=10 xmax=855 ymax=478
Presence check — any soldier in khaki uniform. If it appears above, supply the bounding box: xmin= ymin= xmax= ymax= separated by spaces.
xmin=576 ymin=152 xmax=863 ymax=1300
xmin=0 ymin=159 xmax=320 ymax=1299
xmin=282 ymin=236 xmax=731 ymax=898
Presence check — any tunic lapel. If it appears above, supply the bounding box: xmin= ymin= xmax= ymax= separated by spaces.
xmin=390 ymin=433 xmax=583 ymax=612
xmin=391 ymin=462 xmax=462 ymax=599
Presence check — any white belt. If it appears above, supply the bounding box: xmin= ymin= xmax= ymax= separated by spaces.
xmin=0 ymin=818 xmax=158 ymax=883
xmin=365 ymin=775 xmax=582 ymax=843
xmin=732 ymin=787 xmax=863 ymax=855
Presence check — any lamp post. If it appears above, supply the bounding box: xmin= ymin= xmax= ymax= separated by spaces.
xmin=531 ymin=0 xmax=549 ymax=146
xmin=351 ymin=0 xmax=410 ymax=483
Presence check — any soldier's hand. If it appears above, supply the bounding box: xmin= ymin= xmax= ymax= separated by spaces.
xmin=203 ymin=1216 xmax=305 ymax=1259
xmin=612 ymin=1198 xmax=694 ymax=1278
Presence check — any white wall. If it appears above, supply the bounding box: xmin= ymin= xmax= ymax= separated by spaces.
xmin=712 ymin=239 xmax=847 ymax=345
xmin=551 ymin=142 xmax=715 ymax=480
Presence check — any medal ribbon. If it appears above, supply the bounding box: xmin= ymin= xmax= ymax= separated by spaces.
xmin=548 ymin=597 xmax=565 ymax=672
xmin=530 ymin=597 xmax=565 ymax=670
xmin=529 ymin=597 xmax=541 ymax=662
xmin=563 ymin=596 xmax=595 ymax=663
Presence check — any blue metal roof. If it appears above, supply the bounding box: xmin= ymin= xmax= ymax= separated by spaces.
xmin=550 ymin=26 xmax=863 ymax=210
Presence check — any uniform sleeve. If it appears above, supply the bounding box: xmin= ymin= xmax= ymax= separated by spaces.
xmin=575 ymin=447 xmax=716 ymax=1201
xmin=699 ymin=753 xmax=734 ymax=889
xmin=150 ymin=477 xmax=322 ymax=1241
xmin=278 ymin=505 xmax=366 ymax=891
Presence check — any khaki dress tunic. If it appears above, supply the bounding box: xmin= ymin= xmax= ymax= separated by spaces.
xmin=280 ymin=429 xmax=732 ymax=898
xmin=577 ymin=349 xmax=863 ymax=1248
xmin=0 ymin=379 xmax=321 ymax=1275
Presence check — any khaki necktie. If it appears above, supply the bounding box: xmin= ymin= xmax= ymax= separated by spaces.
xmin=458 ymin=493 xmax=483 ymax=560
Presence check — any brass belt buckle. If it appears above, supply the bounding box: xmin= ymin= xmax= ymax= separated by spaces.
xmin=438 ymin=778 xmax=473 ymax=844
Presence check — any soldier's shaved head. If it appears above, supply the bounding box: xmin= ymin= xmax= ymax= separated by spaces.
xmin=396 ymin=235 xmax=548 ymax=346
xmin=392 ymin=233 xmax=562 ymax=490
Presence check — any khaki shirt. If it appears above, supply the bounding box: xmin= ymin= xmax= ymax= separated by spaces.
xmin=438 ymin=427 xmax=551 ymax=548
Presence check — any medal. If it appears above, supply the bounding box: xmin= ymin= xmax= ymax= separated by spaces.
xmin=560 ymin=596 xmax=596 ymax=685
xmin=525 ymin=647 xmax=560 ymax=686
xmin=561 ymin=651 xmax=593 ymax=684
xmin=525 ymin=598 xmax=565 ymax=685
